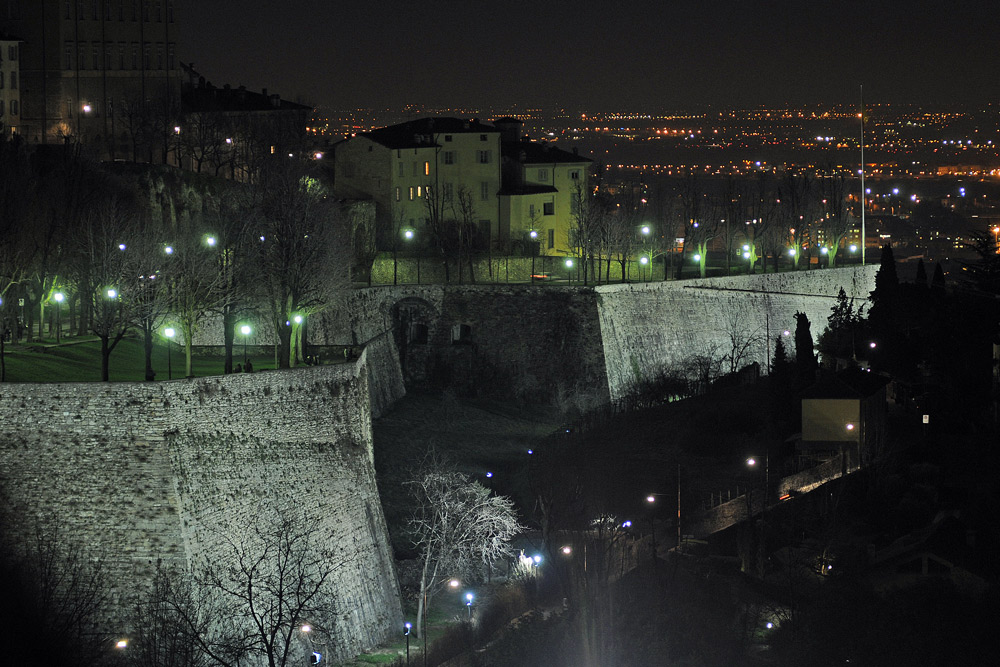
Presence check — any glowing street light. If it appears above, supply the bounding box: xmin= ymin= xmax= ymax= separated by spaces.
xmin=164 ymin=327 xmax=176 ymax=380
xmin=240 ymin=324 xmax=252 ymax=365
xmin=106 ymin=288 xmax=118 ymax=299
xmin=465 ymin=592 xmax=474 ymax=619
xmin=206 ymin=235 xmax=217 ymax=247
xmin=403 ymin=229 xmax=419 ymax=284
xmin=404 ymin=623 xmax=412 ymax=665
xmin=53 ymin=292 xmax=65 ymax=343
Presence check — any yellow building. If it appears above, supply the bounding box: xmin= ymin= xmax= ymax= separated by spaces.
xmin=333 ymin=116 xmax=590 ymax=256
xmin=334 ymin=117 xmax=502 ymax=250
xmin=496 ymin=117 xmax=592 ymax=256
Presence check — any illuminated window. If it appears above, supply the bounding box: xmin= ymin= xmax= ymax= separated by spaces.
xmin=423 ymin=161 xmax=430 ymax=176
xmin=409 ymin=187 xmax=414 ymax=201
xmin=395 ymin=187 xmax=401 ymax=202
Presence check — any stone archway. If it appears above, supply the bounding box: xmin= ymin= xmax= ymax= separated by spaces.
xmin=390 ymin=297 xmax=437 ymax=384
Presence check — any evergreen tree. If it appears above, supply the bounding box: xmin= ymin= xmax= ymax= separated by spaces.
xmin=932 ymin=262 xmax=946 ymax=289
xmin=794 ymin=311 xmax=817 ymax=388
xmin=915 ymin=258 xmax=927 ymax=286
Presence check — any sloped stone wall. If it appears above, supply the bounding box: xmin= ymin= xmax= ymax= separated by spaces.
xmin=595 ymin=266 xmax=878 ymax=401
xmin=0 ymin=356 xmax=401 ymax=661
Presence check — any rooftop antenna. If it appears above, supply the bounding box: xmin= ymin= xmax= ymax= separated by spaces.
xmin=859 ymin=84 xmax=866 ymax=265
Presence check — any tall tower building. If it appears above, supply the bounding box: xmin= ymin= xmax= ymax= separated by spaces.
xmin=0 ymin=0 xmax=180 ymax=160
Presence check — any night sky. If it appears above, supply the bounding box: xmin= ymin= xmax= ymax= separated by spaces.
xmin=180 ymin=0 xmax=1000 ymax=110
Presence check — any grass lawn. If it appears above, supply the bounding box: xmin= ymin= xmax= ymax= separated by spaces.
xmin=1 ymin=335 xmax=279 ymax=383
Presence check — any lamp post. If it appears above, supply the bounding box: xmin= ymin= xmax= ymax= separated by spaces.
xmin=404 ymin=623 xmax=411 ymax=666
xmin=565 ymin=258 xmax=574 ymax=284
xmin=465 ymin=592 xmax=474 ymax=620
xmin=404 ymin=229 xmax=419 ymax=284
xmin=53 ymin=292 xmax=64 ymax=343
xmin=240 ymin=324 xmax=251 ymax=365
xmin=529 ymin=230 xmax=538 ymax=284
xmin=640 ymin=255 xmax=649 ymax=282
xmin=747 ymin=452 xmax=769 ymax=576
xmin=164 ymin=328 xmax=175 ymax=380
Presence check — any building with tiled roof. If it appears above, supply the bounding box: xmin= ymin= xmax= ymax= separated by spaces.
xmin=333 ymin=116 xmax=590 ymax=257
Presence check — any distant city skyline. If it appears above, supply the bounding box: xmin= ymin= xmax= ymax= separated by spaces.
xmin=180 ymin=0 xmax=1000 ymax=111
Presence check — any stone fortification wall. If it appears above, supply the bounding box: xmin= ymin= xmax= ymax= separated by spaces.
xmin=0 ymin=358 xmax=402 ymax=660
xmin=595 ymin=266 xmax=878 ymax=402
xmin=313 ymin=283 xmax=609 ymax=408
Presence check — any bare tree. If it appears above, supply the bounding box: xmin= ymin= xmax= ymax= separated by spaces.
xmin=721 ymin=296 xmax=765 ymax=374
xmin=163 ymin=232 xmax=225 ymax=378
xmin=406 ymin=457 xmax=523 ymax=640
xmin=161 ymin=505 xmax=348 ymax=667
xmin=820 ymin=173 xmax=857 ymax=267
xmin=0 ymin=517 xmax=111 ymax=667
xmin=0 ymin=135 xmax=32 ymax=378
xmin=569 ymin=182 xmax=603 ymax=285
xmin=77 ymin=196 xmax=141 ymax=381
xmin=452 ymin=186 xmax=478 ymax=284
xmin=247 ymin=158 xmax=350 ymax=368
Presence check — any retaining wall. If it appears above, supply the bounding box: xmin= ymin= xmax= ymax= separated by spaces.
xmin=595 ymin=266 xmax=878 ymax=401
xmin=0 ymin=357 xmax=402 ymax=661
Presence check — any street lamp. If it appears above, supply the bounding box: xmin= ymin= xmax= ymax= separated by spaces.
xmin=403 ymin=229 xmax=420 ymax=284
xmin=465 ymin=592 xmax=474 ymax=620
xmin=164 ymin=327 xmax=175 ymax=380
xmin=404 ymin=623 xmax=412 ymax=666
xmin=53 ymin=292 xmax=64 ymax=344
xmin=565 ymin=258 xmax=574 ymax=284
xmin=529 ymin=230 xmax=538 ymax=284
xmin=640 ymin=255 xmax=649 ymax=282
xmin=240 ymin=324 xmax=251 ymax=365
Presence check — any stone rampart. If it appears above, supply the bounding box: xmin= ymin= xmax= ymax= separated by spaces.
xmin=595 ymin=266 xmax=878 ymax=401
xmin=0 ymin=356 xmax=402 ymax=661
